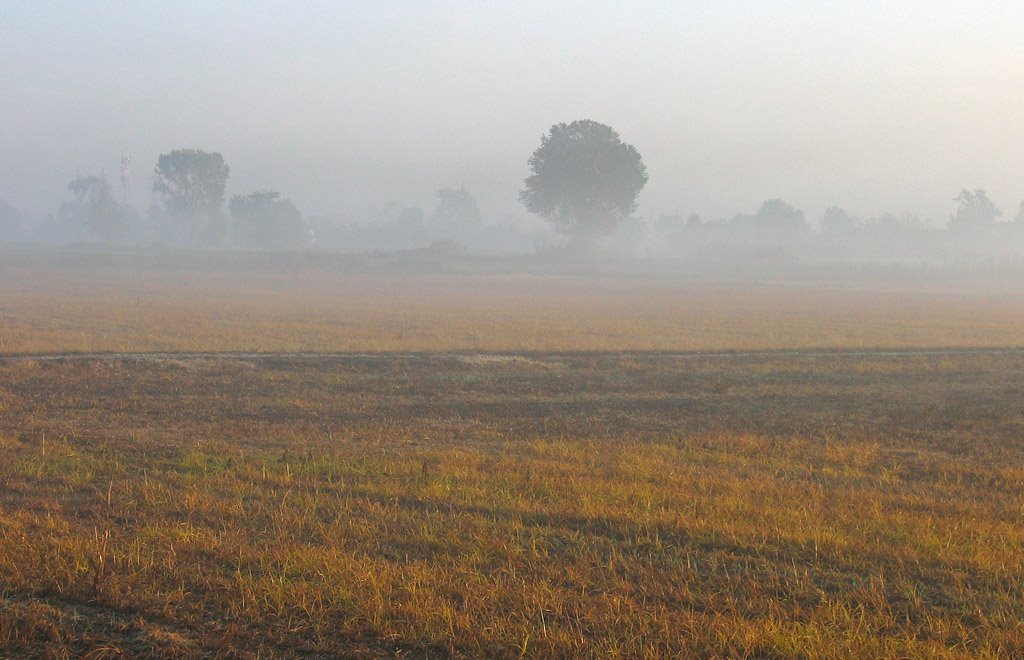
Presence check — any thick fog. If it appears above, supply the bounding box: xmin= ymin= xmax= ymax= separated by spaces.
xmin=2 ymin=2 xmax=1024 ymax=269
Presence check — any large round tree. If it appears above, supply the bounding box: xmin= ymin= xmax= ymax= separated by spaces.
xmin=519 ymin=120 xmax=648 ymax=241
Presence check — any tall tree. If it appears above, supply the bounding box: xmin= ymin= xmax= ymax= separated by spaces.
xmin=59 ymin=175 xmax=127 ymax=242
xmin=153 ymin=149 xmax=230 ymax=244
xmin=520 ymin=120 xmax=648 ymax=241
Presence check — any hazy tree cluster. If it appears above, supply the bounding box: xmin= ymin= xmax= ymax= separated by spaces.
xmin=275 ymin=120 xmax=648 ymax=254
xmin=150 ymin=149 xmax=313 ymax=249
xmin=2 ymin=119 xmax=1024 ymax=266
xmin=229 ymin=191 xmax=309 ymax=248
xmin=514 ymin=121 xmax=1024 ymax=265
xmin=0 ymin=198 xmax=25 ymax=240
xmin=0 ymin=149 xmax=311 ymax=249
xmin=645 ymin=187 xmax=1024 ymax=265
xmin=950 ymin=189 xmax=1002 ymax=229
xmin=312 ymin=187 xmax=540 ymax=255
xmin=59 ymin=176 xmax=128 ymax=241
xmin=0 ymin=147 xmax=513 ymax=251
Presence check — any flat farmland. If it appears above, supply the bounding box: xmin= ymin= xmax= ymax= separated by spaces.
xmin=2 ymin=267 xmax=1024 ymax=354
xmin=3 ymin=266 xmax=1024 ymax=656
xmin=1 ymin=347 xmax=1023 ymax=657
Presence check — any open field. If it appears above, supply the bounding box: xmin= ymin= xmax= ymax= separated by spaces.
xmin=2 ymin=350 xmax=1023 ymax=656
xmin=3 ymin=264 xmax=1024 ymax=656
xmin=3 ymin=265 xmax=1024 ymax=354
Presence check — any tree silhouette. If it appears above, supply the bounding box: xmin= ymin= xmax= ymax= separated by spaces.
xmin=429 ymin=188 xmax=482 ymax=241
xmin=153 ymin=149 xmax=230 ymax=244
xmin=753 ymin=199 xmax=809 ymax=235
xmin=520 ymin=120 xmax=647 ymax=241
xmin=819 ymin=207 xmax=858 ymax=233
xmin=229 ymin=190 xmax=308 ymax=248
xmin=60 ymin=175 xmax=127 ymax=242
xmin=0 ymin=199 xmax=22 ymax=238
xmin=950 ymin=189 xmax=1000 ymax=229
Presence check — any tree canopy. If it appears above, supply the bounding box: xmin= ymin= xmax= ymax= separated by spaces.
xmin=59 ymin=175 xmax=127 ymax=242
xmin=153 ymin=149 xmax=230 ymax=244
xmin=950 ymin=189 xmax=1001 ymax=229
xmin=0 ymin=199 xmax=22 ymax=236
xmin=519 ymin=120 xmax=648 ymax=240
xmin=752 ymin=199 xmax=809 ymax=235
xmin=429 ymin=188 xmax=482 ymax=241
xmin=229 ymin=190 xmax=308 ymax=248
xmin=819 ymin=207 xmax=858 ymax=233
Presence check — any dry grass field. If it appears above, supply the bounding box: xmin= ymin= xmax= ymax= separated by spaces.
xmin=1 ymin=351 xmax=1023 ymax=657
xmin=2 ymin=266 xmax=1024 ymax=657
xmin=2 ymin=266 xmax=1024 ymax=353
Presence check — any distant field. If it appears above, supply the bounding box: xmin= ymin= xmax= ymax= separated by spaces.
xmin=2 ymin=266 xmax=1024 ymax=354
xmin=1 ymin=352 xmax=1023 ymax=656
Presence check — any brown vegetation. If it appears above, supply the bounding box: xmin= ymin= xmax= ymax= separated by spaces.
xmin=1 ymin=351 xmax=1023 ymax=656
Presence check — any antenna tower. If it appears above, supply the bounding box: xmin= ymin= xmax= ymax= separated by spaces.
xmin=120 ymin=154 xmax=131 ymax=207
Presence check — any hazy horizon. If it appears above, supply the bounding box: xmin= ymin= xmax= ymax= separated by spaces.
xmin=2 ymin=1 xmax=1023 ymax=225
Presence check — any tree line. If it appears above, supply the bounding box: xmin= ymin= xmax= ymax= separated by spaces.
xmin=0 ymin=148 xmax=496 ymax=251
xmin=1 ymin=120 xmax=1023 ymax=257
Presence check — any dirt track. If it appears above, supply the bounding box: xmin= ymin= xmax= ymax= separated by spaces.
xmin=2 ymin=346 xmax=1023 ymax=363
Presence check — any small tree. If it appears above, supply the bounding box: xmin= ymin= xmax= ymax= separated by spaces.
xmin=229 ymin=190 xmax=308 ymax=248
xmin=429 ymin=188 xmax=482 ymax=241
xmin=0 ymin=199 xmax=23 ymax=239
xmin=819 ymin=207 xmax=858 ymax=233
xmin=950 ymin=189 xmax=1000 ymax=229
xmin=520 ymin=119 xmax=648 ymax=242
xmin=59 ymin=176 xmax=127 ymax=242
xmin=153 ymin=149 xmax=230 ymax=244
xmin=754 ymin=199 xmax=809 ymax=235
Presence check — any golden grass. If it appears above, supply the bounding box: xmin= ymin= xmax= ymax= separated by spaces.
xmin=2 ymin=267 xmax=1024 ymax=354
xmin=1 ymin=353 xmax=1023 ymax=656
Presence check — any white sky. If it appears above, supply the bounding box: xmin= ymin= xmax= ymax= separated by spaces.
xmin=2 ymin=1 xmax=1023 ymax=225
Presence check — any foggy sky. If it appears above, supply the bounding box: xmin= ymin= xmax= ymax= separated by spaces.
xmin=2 ymin=1 xmax=1023 ymax=226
